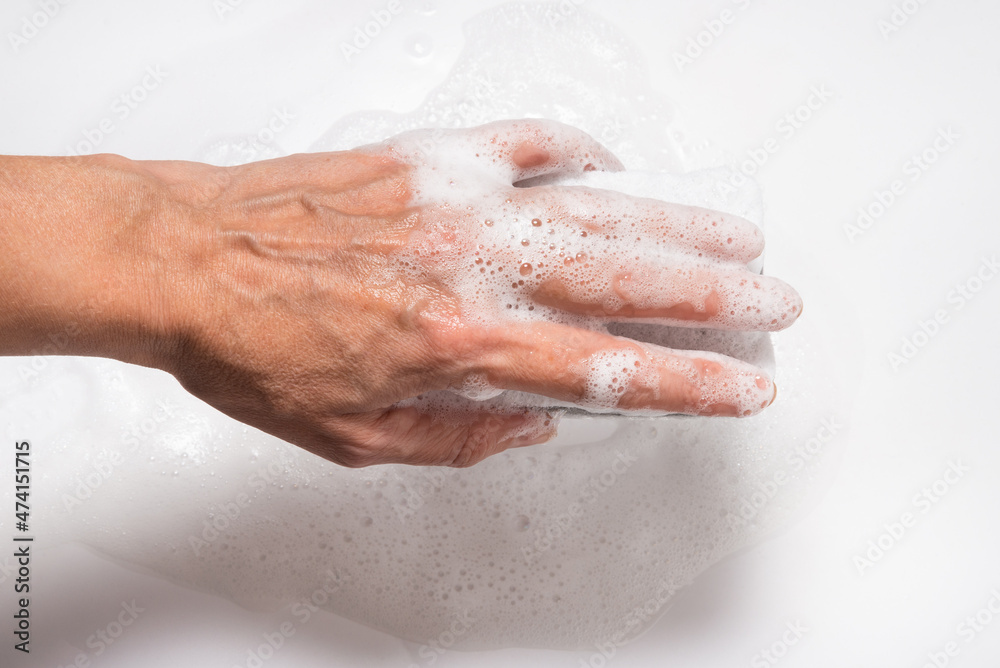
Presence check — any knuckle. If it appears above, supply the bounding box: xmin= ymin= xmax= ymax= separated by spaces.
xmin=422 ymin=318 xmax=485 ymax=379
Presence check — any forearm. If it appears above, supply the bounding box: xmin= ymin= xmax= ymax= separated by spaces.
xmin=0 ymin=154 xmax=179 ymax=368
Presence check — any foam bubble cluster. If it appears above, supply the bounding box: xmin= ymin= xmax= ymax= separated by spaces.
xmin=355 ymin=154 xmax=791 ymax=418
xmin=372 ymin=126 xmax=799 ymax=332
xmin=579 ymin=347 xmax=645 ymax=409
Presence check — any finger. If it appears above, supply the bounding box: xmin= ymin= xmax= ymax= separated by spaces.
xmin=508 ymin=186 xmax=765 ymax=265
xmin=376 ymin=120 xmax=624 ymax=185
xmin=470 ymin=322 xmax=777 ymax=417
xmin=332 ymin=406 xmax=558 ymax=468
xmin=529 ymin=260 xmax=802 ymax=331
xmin=464 ymin=119 xmax=625 ymax=184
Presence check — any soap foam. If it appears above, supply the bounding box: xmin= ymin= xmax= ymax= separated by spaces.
xmin=368 ymin=125 xmax=798 ymax=333
xmin=7 ymin=2 xmax=853 ymax=653
xmin=349 ymin=124 xmax=798 ymax=417
xmin=373 ymin=156 xmax=785 ymax=418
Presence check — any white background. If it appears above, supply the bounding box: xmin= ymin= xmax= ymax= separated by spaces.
xmin=2 ymin=0 xmax=999 ymax=666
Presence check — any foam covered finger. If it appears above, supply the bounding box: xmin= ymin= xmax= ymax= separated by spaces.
xmin=515 ymin=187 xmax=766 ymax=265
xmin=376 ymin=120 xmax=623 ymax=184
xmin=624 ymin=198 xmax=765 ymax=265
xmin=530 ymin=261 xmax=802 ymax=331
xmin=473 ymin=322 xmax=776 ymax=417
xmin=467 ymin=119 xmax=625 ymax=183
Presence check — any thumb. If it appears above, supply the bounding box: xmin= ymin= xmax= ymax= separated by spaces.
xmin=351 ymin=405 xmax=560 ymax=467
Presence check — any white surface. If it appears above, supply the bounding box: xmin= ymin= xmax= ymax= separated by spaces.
xmin=2 ymin=0 xmax=999 ymax=666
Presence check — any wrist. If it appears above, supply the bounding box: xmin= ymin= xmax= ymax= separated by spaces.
xmin=100 ymin=155 xmax=230 ymax=374
xmin=0 ymin=153 xmax=211 ymax=372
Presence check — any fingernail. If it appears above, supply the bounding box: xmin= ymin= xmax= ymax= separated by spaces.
xmin=504 ymin=412 xmax=560 ymax=449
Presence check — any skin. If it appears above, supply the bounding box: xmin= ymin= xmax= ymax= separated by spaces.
xmin=0 ymin=120 xmax=801 ymax=468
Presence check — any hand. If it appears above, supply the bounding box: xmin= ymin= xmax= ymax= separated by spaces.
xmin=0 ymin=120 xmax=801 ymax=468
xmin=149 ymin=119 xmax=801 ymax=467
